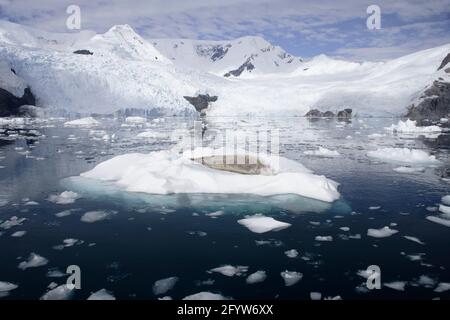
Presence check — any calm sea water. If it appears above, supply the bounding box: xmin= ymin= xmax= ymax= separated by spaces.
xmin=0 ymin=116 xmax=449 ymax=300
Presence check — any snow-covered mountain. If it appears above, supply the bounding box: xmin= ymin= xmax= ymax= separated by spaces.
xmin=1 ymin=20 xmax=449 ymax=118
xmin=151 ymin=37 xmax=303 ymax=77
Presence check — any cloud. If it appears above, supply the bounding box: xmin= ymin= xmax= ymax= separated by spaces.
xmin=0 ymin=0 xmax=448 ymax=60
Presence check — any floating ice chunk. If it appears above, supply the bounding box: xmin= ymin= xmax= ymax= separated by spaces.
xmin=393 ymin=166 xmax=425 ymax=173
xmin=415 ymin=275 xmax=437 ymax=288
xmin=48 ymin=191 xmax=80 ymax=205
xmin=208 ymin=265 xmax=248 ymax=277
xmin=152 ymin=277 xmax=179 ymax=295
xmin=438 ymin=204 xmax=450 ymax=215
xmin=125 ymin=116 xmax=146 ymax=124
xmin=310 ymin=292 xmax=322 ymax=300
xmin=280 ymin=271 xmax=303 ymax=286
xmin=136 ymin=130 xmax=168 ymax=139
xmin=434 ymin=283 xmax=450 ymax=293
xmin=340 ymin=227 xmax=350 ymax=232
xmin=205 ymin=210 xmax=224 ymax=218
xmin=40 ymin=284 xmax=74 ymax=300
xmin=368 ymin=133 xmax=385 ymax=139
xmin=159 ymin=296 xmax=172 ymax=300
xmin=304 ymin=147 xmax=340 ymax=157
xmin=385 ymin=120 xmax=442 ymax=135
xmin=369 ymin=206 xmax=381 ymax=210
xmin=81 ymin=210 xmax=111 ymax=223
xmin=426 ymin=216 xmax=450 ymax=227
xmin=238 ymin=214 xmax=291 ymax=234
xmin=18 ymin=253 xmax=48 ymax=270
xmin=53 ymin=238 xmax=83 ymax=250
xmin=183 ymin=292 xmax=230 ymax=300
xmin=11 ymin=231 xmax=26 ymax=237
xmin=79 ymin=147 xmax=341 ymax=202
xmin=0 ymin=216 xmax=26 ymax=230
xmin=404 ymin=236 xmax=425 ymax=245
xmin=55 ymin=209 xmax=76 ymax=218
xmin=64 ymin=117 xmax=99 ymax=127
xmin=46 ymin=269 xmax=67 ymax=278
xmin=442 ymin=195 xmax=450 ymax=206
xmin=384 ymin=281 xmax=406 ymax=291
xmin=24 ymin=201 xmax=39 ymax=206
xmin=357 ymin=269 xmax=380 ymax=280
xmin=0 ymin=281 xmax=18 ymax=292
xmin=406 ymin=254 xmax=424 ymax=261
xmin=315 ymin=236 xmax=333 ymax=242
xmin=246 ymin=271 xmax=267 ymax=284
xmin=87 ymin=289 xmax=116 ymax=300
xmin=284 ymin=249 xmax=299 ymax=258
xmin=367 ymin=226 xmax=398 ymax=238
xmin=367 ymin=148 xmax=439 ymax=165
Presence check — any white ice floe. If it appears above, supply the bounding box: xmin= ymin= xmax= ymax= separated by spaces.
xmin=0 ymin=216 xmax=26 ymax=230
xmin=183 ymin=292 xmax=230 ymax=300
xmin=64 ymin=117 xmax=100 ymax=127
xmin=11 ymin=231 xmax=26 ymax=237
xmin=384 ymin=281 xmax=407 ymax=291
xmin=246 ymin=271 xmax=267 ymax=284
xmin=87 ymin=288 xmax=116 ymax=300
xmin=81 ymin=210 xmax=111 ymax=223
xmin=442 ymin=195 xmax=450 ymax=206
xmin=280 ymin=271 xmax=303 ymax=286
xmin=0 ymin=281 xmax=18 ymax=292
xmin=304 ymin=147 xmax=340 ymax=157
xmin=53 ymin=238 xmax=83 ymax=250
xmin=434 ymin=283 xmax=450 ymax=293
xmin=393 ymin=166 xmax=425 ymax=173
xmin=48 ymin=191 xmax=80 ymax=205
xmin=208 ymin=265 xmax=248 ymax=277
xmin=415 ymin=275 xmax=437 ymax=288
xmin=205 ymin=210 xmax=224 ymax=218
xmin=40 ymin=284 xmax=74 ymax=300
xmin=237 ymin=214 xmax=291 ymax=234
xmin=367 ymin=226 xmax=399 ymax=238
xmin=136 ymin=130 xmax=168 ymax=139
xmin=315 ymin=236 xmax=333 ymax=242
xmin=310 ymin=292 xmax=322 ymax=300
xmin=125 ymin=116 xmax=146 ymax=124
xmin=18 ymin=253 xmax=48 ymax=270
xmin=404 ymin=236 xmax=425 ymax=245
xmin=55 ymin=209 xmax=76 ymax=218
xmin=340 ymin=227 xmax=350 ymax=232
xmin=152 ymin=277 xmax=179 ymax=295
xmin=439 ymin=204 xmax=450 ymax=215
xmin=369 ymin=206 xmax=381 ymax=210
xmin=367 ymin=148 xmax=439 ymax=165
xmin=368 ymin=133 xmax=386 ymax=139
xmin=385 ymin=119 xmax=442 ymax=136
xmin=24 ymin=201 xmax=39 ymax=206
xmin=79 ymin=147 xmax=341 ymax=203
xmin=357 ymin=269 xmax=381 ymax=280
xmin=284 ymin=249 xmax=299 ymax=258
xmin=426 ymin=215 xmax=450 ymax=227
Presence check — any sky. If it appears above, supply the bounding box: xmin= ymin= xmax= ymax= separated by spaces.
xmin=0 ymin=0 xmax=449 ymax=60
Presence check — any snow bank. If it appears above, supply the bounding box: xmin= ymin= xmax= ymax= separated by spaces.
xmin=367 ymin=226 xmax=398 ymax=238
xmin=304 ymin=147 xmax=340 ymax=157
xmin=246 ymin=271 xmax=267 ymax=284
xmin=47 ymin=191 xmax=80 ymax=204
xmin=208 ymin=265 xmax=248 ymax=277
xmin=18 ymin=253 xmax=48 ymax=270
xmin=152 ymin=277 xmax=179 ymax=295
xmin=64 ymin=117 xmax=100 ymax=127
xmin=87 ymin=289 xmax=115 ymax=300
xmin=238 ymin=214 xmax=291 ymax=233
xmin=280 ymin=271 xmax=303 ymax=286
xmin=385 ymin=119 xmax=442 ymax=135
xmin=183 ymin=292 xmax=230 ymax=300
xmin=79 ymin=147 xmax=340 ymax=202
xmin=367 ymin=148 xmax=440 ymax=165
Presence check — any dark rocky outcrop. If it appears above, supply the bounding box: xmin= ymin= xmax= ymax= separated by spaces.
xmin=0 ymin=87 xmax=36 ymax=117
xmin=183 ymin=94 xmax=218 ymax=113
xmin=305 ymin=109 xmax=324 ymax=118
xmin=337 ymin=108 xmax=353 ymax=119
xmin=73 ymin=49 xmax=94 ymax=55
xmin=224 ymin=56 xmax=256 ymax=77
xmin=438 ymin=53 xmax=450 ymax=71
xmin=305 ymin=108 xmax=352 ymax=119
xmin=406 ymin=80 xmax=450 ymax=122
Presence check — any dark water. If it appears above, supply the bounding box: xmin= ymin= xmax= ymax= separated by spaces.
xmin=0 ymin=116 xmax=449 ymax=300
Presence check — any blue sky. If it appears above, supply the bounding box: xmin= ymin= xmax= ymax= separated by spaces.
xmin=0 ymin=0 xmax=449 ymax=60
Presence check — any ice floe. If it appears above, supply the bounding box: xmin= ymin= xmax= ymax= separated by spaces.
xmin=237 ymin=214 xmax=291 ymax=233
xmin=11 ymin=230 xmax=26 ymax=237
xmin=81 ymin=210 xmax=111 ymax=223
xmin=87 ymin=288 xmax=116 ymax=300
xmin=310 ymin=292 xmax=322 ymax=300
xmin=64 ymin=117 xmax=100 ymax=127
xmin=183 ymin=292 xmax=230 ymax=300
xmin=367 ymin=148 xmax=439 ymax=165
xmin=125 ymin=116 xmax=146 ymax=124
xmin=442 ymin=195 xmax=450 ymax=206
xmin=48 ymin=191 xmax=80 ymax=204
xmin=205 ymin=210 xmax=224 ymax=218
xmin=384 ymin=281 xmax=406 ymax=291
xmin=403 ymin=236 xmax=425 ymax=245
xmin=0 ymin=216 xmax=26 ymax=229
xmin=0 ymin=281 xmax=18 ymax=293
xmin=152 ymin=277 xmax=179 ymax=295
xmin=426 ymin=215 xmax=450 ymax=227
xmin=439 ymin=204 xmax=450 ymax=215
xmin=280 ymin=271 xmax=303 ymax=286
xmin=434 ymin=283 xmax=450 ymax=293
xmin=78 ymin=147 xmax=341 ymax=202
xmin=367 ymin=226 xmax=398 ymax=238
xmin=208 ymin=265 xmax=248 ymax=277
xmin=385 ymin=119 xmax=442 ymax=136
xmin=284 ymin=249 xmax=299 ymax=258
xmin=18 ymin=253 xmax=48 ymax=270
xmin=304 ymin=147 xmax=340 ymax=157
xmin=246 ymin=271 xmax=267 ymax=284
xmin=393 ymin=166 xmax=425 ymax=173
xmin=315 ymin=236 xmax=333 ymax=242
xmin=40 ymin=284 xmax=74 ymax=300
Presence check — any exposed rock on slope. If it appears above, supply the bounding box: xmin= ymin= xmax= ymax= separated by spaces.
xmin=184 ymin=94 xmax=218 ymax=113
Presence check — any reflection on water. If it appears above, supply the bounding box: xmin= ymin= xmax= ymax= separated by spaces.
xmin=0 ymin=116 xmax=449 ymax=300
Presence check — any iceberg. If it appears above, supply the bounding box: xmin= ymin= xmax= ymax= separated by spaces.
xmin=385 ymin=119 xmax=442 ymax=135
xmin=237 ymin=214 xmax=291 ymax=233
xmin=79 ymin=147 xmax=340 ymax=203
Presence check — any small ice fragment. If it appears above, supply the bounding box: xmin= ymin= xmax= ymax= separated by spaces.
xmin=208 ymin=265 xmax=248 ymax=277
xmin=315 ymin=236 xmax=333 ymax=242
xmin=87 ymin=289 xmax=116 ymax=300
xmin=246 ymin=271 xmax=267 ymax=284
xmin=403 ymin=236 xmax=425 ymax=245
xmin=183 ymin=292 xmax=229 ymax=300
xmin=237 ymin=214 xmax=291 ymax=233
xmin=40 ymin=285 xmax=74 ymax=300
xmin=367 ymin=226 xmax=398 ymax=238
xmin=284 ymin=249 xmax=299 ymax=258
xmin=11 ymin=231 xmax=26 ymax=237
xmin=434 ymin=283 xmax=450 ymax=293
xmin=81 ymin=211 xmax=111 ymax=223
xmin=48 ymin=191 xmax=80 ymax=205
xmin=18 ymin=253 xmax=48 ymax=270
xmin=310 ymin=292 xmax=322 ymax=300
xmin=384 ymin=281 xmax=406 ymax=291
xmin=152 ymin=277 xmax=179 ymax=295
xmin=280 ymin=271 xmax=303 ymax=286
